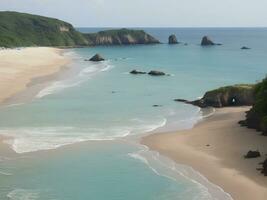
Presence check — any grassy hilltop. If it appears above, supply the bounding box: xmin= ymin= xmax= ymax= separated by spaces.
xmin=0 ymin=11 xmax=88 ymax=47
xmin=0 ymin=11 xmax=159 ymax=47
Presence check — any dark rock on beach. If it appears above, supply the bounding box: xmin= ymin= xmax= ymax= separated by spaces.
xmin=201 ymin=36 xmax=215 ymax=46
xmin=89 ymin=54 xmax=105 ymax=62
xmin=130 ymin=70 xmax=147 ymax=74
xmin=175 ymin=84 xmax=255 ymax=108
xmin=261 ymin=159 xmax=267 ymax=176
xmin=244 ymin=150 xmax=261 ymax=159
xmin=168 ymin=34 xmax=178 ymax=44
xmin=148 ymin=70 xmax=166 ymax=76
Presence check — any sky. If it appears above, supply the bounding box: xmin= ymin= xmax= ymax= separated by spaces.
xmin=0 ymin=0 xmax=267 ymax=27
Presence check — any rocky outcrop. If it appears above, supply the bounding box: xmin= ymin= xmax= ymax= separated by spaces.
xmin=148 ymin=70 xmax=166 ymax=76
xmin=0 ymin=12 xmax=160 ymax=47
xmin=201 ymin=36 xmax=215 ymax=46
xmin=260 ymin=159 xmax=267 ymax=176
xmin=241 ymin=46 xmax=251 ymax=50
xmin=175 ymin=84 xmax=255 ymax=108
xmin=130 ymin=70 xmax=146 ymax=74
xmin=244 ymin=150 xmax=261 ymax=158
xmin=84 ymin=29 xmax=160 ymax=46
xmin=88 ymin=54 xmax=105 ymax=62
xmin=168 ymin=34 xmax=178 ymax=44
xmin=239 ymin=77 xmax=267 ymax=136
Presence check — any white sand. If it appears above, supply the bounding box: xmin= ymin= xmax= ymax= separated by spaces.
xmin=0 ymin=47 xmax=69 ymax=103
xmin=142 ymin=107 xmax=267 ymax=200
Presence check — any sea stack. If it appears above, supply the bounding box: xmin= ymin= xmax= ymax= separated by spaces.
xmin=201 ymin=36 xmax=215 ymax=46
xmin=168 ymin=34 xmax=178 ymax=44
xmin=89 ymin=54 xmax=105 ymax=62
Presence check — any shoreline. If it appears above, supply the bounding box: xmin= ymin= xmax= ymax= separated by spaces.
xmin=142 ymin=106 xmax=267 ymax=200
xmin=0 ymin=47 xmax=70 ymax=106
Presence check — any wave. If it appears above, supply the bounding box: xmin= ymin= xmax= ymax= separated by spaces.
xmin=7 ymin=189 xmax=39 ymax=200
xmin=36 ymin=80 xmax=83 ymax=98
xmin=128 ymin=147 xmax=233 ymax=200
xmin=36 ymin=61 xmax=114 ymax=99
xmin=0 ymin=117 xmax=166 ymax=153
xmin=0 ymin=170 xmax=12 ymax=176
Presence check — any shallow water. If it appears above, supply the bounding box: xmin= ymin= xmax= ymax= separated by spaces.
xmin=1 ymin=28 xmax=267 ymax=199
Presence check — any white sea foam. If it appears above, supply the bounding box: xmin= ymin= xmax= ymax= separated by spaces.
xmin=36 ymin=60 xmax=114 ymax=99
xmin=0 ymin=118 xmax=165 ymax=153
xmin=101 ymin=65 xmax=114 ymax=72
xmin=129 ymin=147 xmax=233 ymax=200
xmin=0 ymin=170 xmax=12 ymax=176
xmin=36 ymin=80 xmax=83 ymax=98
xmin=7 ymin=189 xmax=39 ymax=200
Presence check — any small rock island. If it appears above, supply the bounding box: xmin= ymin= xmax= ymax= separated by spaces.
xmin=168 ymin=34 xmax=178 ymax=44
xmin=201 ymin=36 xmax=215 ymax=46
xmin=88 ymin=54 xmax=105 ymax=62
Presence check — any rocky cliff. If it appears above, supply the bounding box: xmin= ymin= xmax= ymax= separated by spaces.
xmin=84 ymin=29 xmax=160 ymax=46
xmin=175 ymin=84 xmax=255 ymax=108
xmin=0 ymin=11 xmax=88 ymax=47
xmin=239 ymin=77 xmax=267 ymax=135
xmin=0 ymin=12 xmax=160 ymax=47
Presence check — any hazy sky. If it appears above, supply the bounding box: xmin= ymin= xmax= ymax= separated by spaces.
xmin=1 ymin=0 xmax=267 ymax=27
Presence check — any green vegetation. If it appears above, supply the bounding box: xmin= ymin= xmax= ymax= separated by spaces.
xmin=0 ymin=11 xmax=88 ymax=47
xmin=205 ymin=84 xmax=255 ymax=96
xmin=84 ymin=28 xmax=160 ymax=45
xmin=0 ymin=12 xmax=159 ymax=47
xmin=250 ymin=77 xmax=267 ymax=132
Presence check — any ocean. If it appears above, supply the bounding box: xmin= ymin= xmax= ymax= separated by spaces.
xmin=0 ymin=28 xmax=267 ymax=200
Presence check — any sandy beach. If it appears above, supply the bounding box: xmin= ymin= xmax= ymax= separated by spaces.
xmin=142 ymin=106 xmax=267 ymax=200
xmin=0 ymin=47 xmax=69 ymax=104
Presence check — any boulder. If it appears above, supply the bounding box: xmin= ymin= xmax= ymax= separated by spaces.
xmin=130 ymin=70 xmax=146 ymax=75
xmin=261 ymin=159 xmax=267 ymax=176
xmin=168 ymin=34 xmax=178 ymax=44
xmin=148 ymin=70 xmax=166 ymax=76
xmin=89 ymin=54 xmax=105 ymax=61
xmin=241 ymin=46 xmax=251 ymax=50
xmin=244 ymin=150 xmax=261 ymax=159
xmin=201 ymin=36 xmax=215 ymax=46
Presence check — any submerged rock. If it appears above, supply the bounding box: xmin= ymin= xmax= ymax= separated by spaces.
xmin=244 ymin=150 xmax=261 ymax=159
xmin=130 ymin=70 xmax=147 ymax=74
xmin=168 ymin=34 xmax=178 ymax=44
xmin=89 ymin=54 xmax=105 ymax=61
xmin=241 ymin=46 xmax=251 ymax=50
xmin=201 ymin=36 xmax=215 ymax=46
xmin=153 ymin=105 xmax=163 ymax=107
xmin=148 ymin=70 xmax=166 ymax=76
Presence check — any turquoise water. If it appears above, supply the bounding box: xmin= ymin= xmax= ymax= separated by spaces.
xmin=0 ymin=28 xmax=267 ymax=199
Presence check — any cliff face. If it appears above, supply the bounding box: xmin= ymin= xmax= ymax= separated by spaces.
xmin=84 ymin=29 xmax=160 ymax=46
xmin=240 ymin=78 xmax=267 ymax=135
xmin=0 ymin=11 xmax=88 ymax=47
xmin=186 ymin=85 xmax=255 ymax=108
xmin=0 ymin=12 xmax=160 ymax=47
